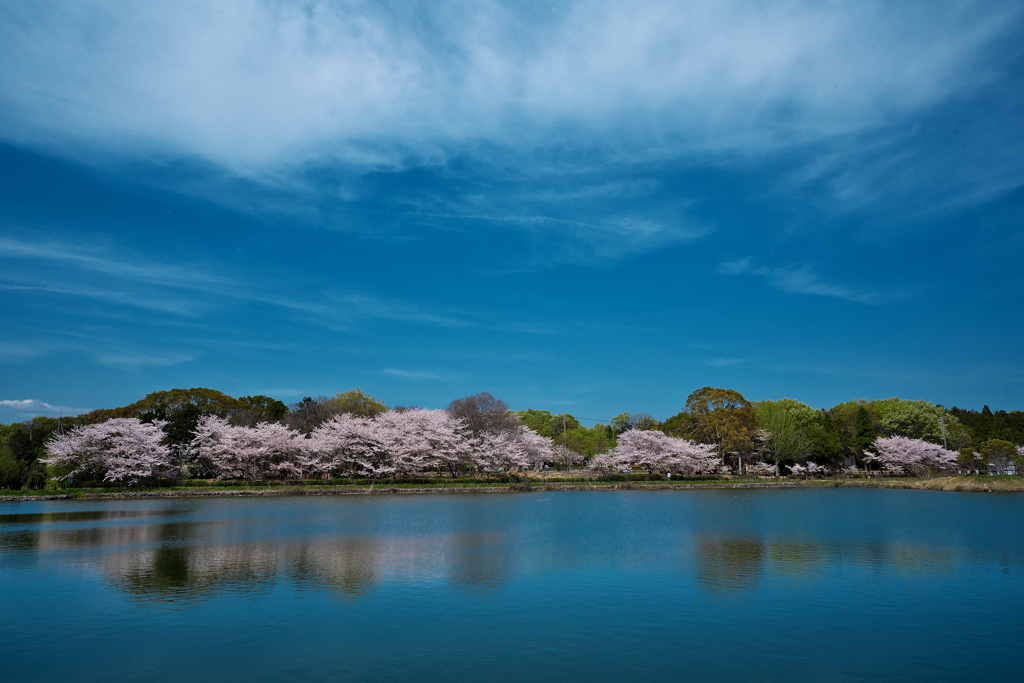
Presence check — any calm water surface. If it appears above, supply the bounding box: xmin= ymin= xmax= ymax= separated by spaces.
xmin=2 ymin=489 xmax=1023 ymax=682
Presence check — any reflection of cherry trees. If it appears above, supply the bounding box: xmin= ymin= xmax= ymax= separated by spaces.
xmin=46 ymin=409 xmax=553 ymax=483
xmin=42 ymin=418 xmax=170 ymax=484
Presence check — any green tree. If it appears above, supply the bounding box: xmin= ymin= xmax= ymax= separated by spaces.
xmin=611 ymin=412 xmax=659 ymax=434
xmin=805 ymin=410 xmax=845 ymax=468
xmin=234 ymin=395 xmax=288 ymax=425
xmin=559 ymin=424 xmax=614 ymax=457
xmin=682 ymin=387 xmax=758 ymax=472
xmin=855 ymin=406 xmax=877 ymax=464
xmin=660 ymin=411 xmax=694 ymax=437
xmin=517 ymin=409 xmax=581 ymax=438
xmin=978 ymin=439 xmax=1022 ymax=475
xmin=754 ymin=399 xmax=816 ymax=471
xmin=80 ymin=388 xmax=245 ymax=423
xmin=326 ymin=389 xmax=387 ymax=418
xmin=0 ymin=443 xmax=20 ymax=489
xmin=870 ymin=398 xmax=960 ymax=443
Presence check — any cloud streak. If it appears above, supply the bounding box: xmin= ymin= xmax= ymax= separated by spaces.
xmin=383 ymin=369 xmax=443 ymax=382
xmin=718 ymin=257 xmax=889 ymax=304
xmin=0 ymin=1 xmax=1017 ymax=172
xmin=0 ymin=399 xmax=80 ymax=418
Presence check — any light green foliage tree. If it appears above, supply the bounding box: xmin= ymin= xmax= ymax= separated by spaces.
xmin=559 ymin=424 xmax=615 ymax=456
xmin=870 ymin=398 xmax=960 ymax=444
xmin=517 ymin=409 xmax=581 ymax=438
xmin=327 ymin=389 xmax=387 ymax=418
xmin=754 ymin=399 xmax=816 ymax=469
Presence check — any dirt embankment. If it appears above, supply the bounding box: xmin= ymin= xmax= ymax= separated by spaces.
xmin=2 ymin=477 xmax=1022 ymax=502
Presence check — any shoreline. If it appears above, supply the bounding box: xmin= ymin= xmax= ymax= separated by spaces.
xmin=2 ymin=476 xmax=1022 ymax=502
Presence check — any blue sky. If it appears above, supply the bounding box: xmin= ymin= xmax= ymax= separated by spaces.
xmin=1 ymin=0 xmax=1023 ymax=424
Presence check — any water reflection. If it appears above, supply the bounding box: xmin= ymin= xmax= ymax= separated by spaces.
xmin=449 ymin=532 xmax=510 ymax=594
xmin=0 ymin=509 xmax=175 ymax=526
xmin=692 ymin=536 xmax=765 ymax=595
xmin=2 ymin=492 xmax=1023 ymax=606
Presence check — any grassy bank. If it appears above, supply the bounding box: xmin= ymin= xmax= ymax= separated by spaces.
xmin=3 ymin=475 xmax=1024 ymax=501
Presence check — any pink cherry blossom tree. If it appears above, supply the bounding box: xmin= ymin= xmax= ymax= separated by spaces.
xmin=616 ymin=429 xmax=678 ymax=473
xmin=473 ymin=426 xmax=552 ymax=473
xmin=192 ymin=416 xmax=305 ymax=483
xmin=306 ymin=413 xmax=393 ymax=480
xmin=373 ymin=409 xmax=471 ymax=477
xmin=42 ymin=418 xmax=170 ymax=485
xmin=592 ymin=429 xmax=722 ymax=475
xmin=870 ymin=435 xmax=958 ymax=475
xmin=805 ymin=462 xmax=828 ymax=478
xmin=551 ymin=444 xmax=585 ymax=470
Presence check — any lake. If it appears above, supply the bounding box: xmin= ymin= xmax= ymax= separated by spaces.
xmin=2 ymin=489 xmax=1023 ymax=681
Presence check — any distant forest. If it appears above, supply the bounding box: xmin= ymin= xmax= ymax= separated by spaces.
xmin=1 ymin=386 xmax=1022 ymax=490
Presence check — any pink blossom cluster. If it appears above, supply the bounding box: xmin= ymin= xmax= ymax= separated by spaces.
xmin=45 ymin=410 xmax=556 ymax=484
xmin=193 ymin=409 xmax=553 ymax=481
xmin=868 ymin=435 xmax=958 ymax=474
xmin=590 ymin=429 xmax=720 ymax=474
xmin=42 ymin=418 xmax=171 ymax=484
xmin=787 ymin=462 xmax=828 ymax=477
xmin=192 ymin=417 xmax=305 ymax=482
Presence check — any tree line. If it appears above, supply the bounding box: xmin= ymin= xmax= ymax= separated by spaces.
xmin=1 ymin=386 xmax=1022 ymax=489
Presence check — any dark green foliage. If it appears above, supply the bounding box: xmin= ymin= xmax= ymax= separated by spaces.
xmin=235 ymin=395 xmax=288 ymax=424
xmin=78 ymin=388 xmax=246 ymax=424
xmin=855 ymin=406 xmax=876 ymax=455
xmin=683 ymin=387 xmax=758 ymax=458
xmin=948 ymin=406 xmax=1024 ymax=448
xmin=807 ymin=410 xmax=845 ymax=468
xmin=0 ymin=446 xmax=20 ymax=489
xmin=978 ymin=439 xmax=1021 ymax=473
xmin=0 ymin=418 xmax=69 ymax=489
xmin=660 ymin=411 xmax=694 ymax=437
xmin=611 ymin=412 xmax=659 ymax=433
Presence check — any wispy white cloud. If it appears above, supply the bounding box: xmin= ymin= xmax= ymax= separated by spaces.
xmin=0 ymin=398 xmax=80 ymax=418
xmin=717 ymin=257 xmax=754 ymax=276
xmin=718 ymin=257 xmax=891 ymax=304
xmin=0 ymin=342 xmax=44 ymax=362
xmin=383 ymin=368 xmax=443 ymax=381
xmin=0 ymin=1 xmax=1016 ymax=172
xmin=95 ymin=353 xmax=195 ymax=369
xmin=1 ymin=233 xmax=481 ymax=329
xmin=0 ymin=235 xmax=229 ymax=290
xmin=703 ymin=358 xmax=745 ymax=367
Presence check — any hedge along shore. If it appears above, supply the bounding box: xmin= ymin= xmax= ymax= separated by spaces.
xmin=2 ymin=476 xmax=1023 ymax=502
